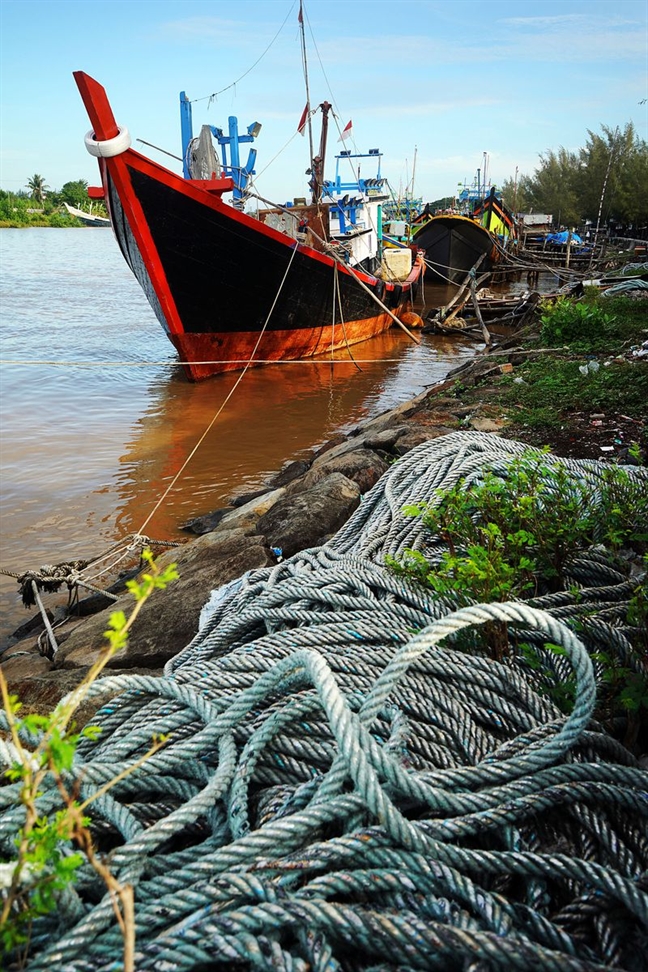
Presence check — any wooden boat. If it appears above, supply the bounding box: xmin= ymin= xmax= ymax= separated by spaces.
xmin=472 ymin=188 xmax=517 ymax=243
xmin=63 ymin=202 xmax=110 ymax=227
xmin=73 ymin=72 xmax=424 ymax=382
xmin=412 ymin=187 xmax=518 ymax=285
xmin=411 ymin=212 xmax=499 ymax=284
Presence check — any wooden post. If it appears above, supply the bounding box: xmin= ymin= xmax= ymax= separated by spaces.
xmin=439 ymin=253 xmax=487 ymax=321
xmin=469 ymin=276 xmax=491 ymax=346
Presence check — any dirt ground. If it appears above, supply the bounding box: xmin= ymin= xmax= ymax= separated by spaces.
xmin=507 ymin=410 xmax=647 ymax=464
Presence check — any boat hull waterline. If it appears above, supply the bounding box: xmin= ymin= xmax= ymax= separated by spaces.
xmin=75 ymin=72 xmax=425 ymax=382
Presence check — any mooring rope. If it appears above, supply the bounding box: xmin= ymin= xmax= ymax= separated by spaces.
xmin=1 ymin=241 xmax=303 ymax=647
xmin=1 ymin=432 xmax=647 ymax=970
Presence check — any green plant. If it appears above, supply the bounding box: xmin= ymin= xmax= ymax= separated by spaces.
xmin=539 ymin=297 xmax=617 ymax=348
xmin=593 ymin=464 xmax=648 ymax=551
xmin=627 ymin=557 xmax=648 ymax=633
xmin=387 ymin=451 xmax=647 ymax=661
xmin=0 ymin=551 xmax=178 ymax=970
xmin=518 ymin=641 xmax=577 ymax=713
xmin=503 ymin=356 xmax=648 ymax=428
xmin=400 ymin=451 xmax=594 ymax=586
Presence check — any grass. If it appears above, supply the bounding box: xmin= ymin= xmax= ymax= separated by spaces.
xmin=495 ymin=294 xmax=647 ymax=429
xmin=504 ymin=357 xmax=648 ymax=427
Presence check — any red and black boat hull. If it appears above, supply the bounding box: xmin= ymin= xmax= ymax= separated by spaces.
xmin=75 ymin=72 xmax=424 ymax=381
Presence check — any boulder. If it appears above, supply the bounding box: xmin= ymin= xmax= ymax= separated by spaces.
xmin=2 ymin=665 xmax=164 ymax=726
xmin=256 ymin=472 xmax=361 ymax=559
xmin=181 ymin=507 xmax=232 ymax=535
xmin=468 ymin=416 xmax=510 ymax=432
xmin=292 ymin=449 xmax=389 ymax=495
xmin=363 ymin=426 xmax=411 ymax=452
xmin=5 ymin=606 xmax=55 ymax=647
xmin=311 ymin=434 xmax=348 ymax=460
xmin=1 ymin=641 xmax=53 ymax=680
xmin=215 ymin=487 xmax=287 ymax=535
xmin=266 ymin=459 xmax=312 ymax=489
xmin=53 ymin=530 xmax=274 ymax=670
xmin=393 ymin=427 xmax=455 ymax=455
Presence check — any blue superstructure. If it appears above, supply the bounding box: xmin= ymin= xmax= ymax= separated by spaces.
xmin=180 ymin=91 xmax=260 ymax=203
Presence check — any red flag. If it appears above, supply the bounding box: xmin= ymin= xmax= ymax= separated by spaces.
xmin=297 ymin=104 xmax=309 ymax=135
xmin=338 ymin=119 xmax=353 ymax=142
xmin=298 ymin=2 xmax=303 ymax=24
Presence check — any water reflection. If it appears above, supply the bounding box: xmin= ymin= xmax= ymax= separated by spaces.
xmin=112 ymin=328 xmax=475 ymax=543
xmin=0 ymin=233 xmax=492 ymax=642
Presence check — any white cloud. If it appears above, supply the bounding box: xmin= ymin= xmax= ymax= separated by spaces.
xmin=501 ymin=14 xmax=636 ymax=30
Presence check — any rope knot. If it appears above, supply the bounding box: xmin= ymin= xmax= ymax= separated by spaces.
xmin=16 ymin=560 xmax=89 ymax=607
xmin=126 ymin=533 xmax=151 ymax=552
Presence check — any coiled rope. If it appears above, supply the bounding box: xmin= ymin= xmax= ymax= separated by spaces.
xmin=1 ymin=432 xmax=647 ymax=971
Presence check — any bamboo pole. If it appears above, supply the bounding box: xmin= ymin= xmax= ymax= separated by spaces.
xmin=469 ymin=276 xmax=491 ymax=345
xmin=439 ymin=253 xmax=488 ymax=321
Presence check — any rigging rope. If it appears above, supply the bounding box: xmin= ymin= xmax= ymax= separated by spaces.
xmin=1 ymin=432 xmax=647 ymax=970
xmin=186 ymin=2 xmax=298 ymax=106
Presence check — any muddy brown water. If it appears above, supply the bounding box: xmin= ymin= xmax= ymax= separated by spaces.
xmin=0 ymin=228 xmax=559 ymax=644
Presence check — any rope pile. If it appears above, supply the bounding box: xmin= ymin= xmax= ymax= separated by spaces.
xmin=1 ymin=432 xmax=647 ymax=971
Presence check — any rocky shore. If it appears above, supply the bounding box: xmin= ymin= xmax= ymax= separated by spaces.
xmin=2 ymin=313 xmax=645 ymax=721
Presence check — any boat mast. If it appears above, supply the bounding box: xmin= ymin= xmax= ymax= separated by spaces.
xmin=310 ymin=102 xmax=332 ymax=203
xmin=410 ymin=145 xmax=417 ymax=214
xmin=298 ymin=1 xmax=315 ymax=179
xmin=298 ymin=1 xmax=330 ymax=206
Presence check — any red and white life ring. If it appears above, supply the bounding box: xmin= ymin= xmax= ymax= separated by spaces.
xmin=84 ymin=126 xmax=131 ymax=158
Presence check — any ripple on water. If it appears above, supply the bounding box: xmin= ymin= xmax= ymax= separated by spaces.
xmin=1 ymin=228 xmax=487 ymax=642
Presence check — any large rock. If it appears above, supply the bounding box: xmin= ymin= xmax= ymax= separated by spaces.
xmin=393 ymin=426 xmax=456 ymax=455
xmin=183 ymin=486 xmax=287 ymax=537
xmin=1 ymin=641 xmax=53 ymax=680
xmin=363 ymin=426 xmax=411 ymax=452
xmin=2 ymin=665 xmax=164 ymax=725
xmin=292 ymin=449 xmax=389 ymax=495
xmin=215 ymin=487 xmax=287 ymax=535
xmin=256 ymin=472 xmax=361 ymax=558
xmin=266 ymin=459 xmax=312 ymax=489
xmin=181 ymin=507 xmax=232 ymax=535
xmin=53 ymin=530 xmax=274 ymax=670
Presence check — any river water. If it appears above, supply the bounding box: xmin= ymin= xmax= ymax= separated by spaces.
xmin=0 ymin=227 xmax=483 ymax=644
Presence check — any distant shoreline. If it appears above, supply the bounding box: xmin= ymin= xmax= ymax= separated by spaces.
xmin=0 ymin=222 xmax=104 ymax=229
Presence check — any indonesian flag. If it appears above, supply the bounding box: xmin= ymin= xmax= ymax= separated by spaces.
xmin=338 ymin=119 xmax=353 ymax=142
xmin=297 ymin=103 xmax=309 ymax=135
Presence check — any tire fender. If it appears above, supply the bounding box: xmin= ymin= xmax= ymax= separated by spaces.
xmin=84 ymin=126 xmax=131 ymax=158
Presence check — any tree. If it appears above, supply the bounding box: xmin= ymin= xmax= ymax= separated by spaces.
xmin=0 ymin=190 xmax=30 ymax=224
xmin=502 ymin=121 xmax=648 ymax=232
xmin=526 ymin=147 xmax=580 ymax=226
xmin=426 ymin=196 xmax=456 ymax=211
xmin=26 ymin=173 xmax=49 ymax=205
xmin=60 ymin=179 xmax=90 ymax=209
xmin=499 ymin=174 xmax=533 ymax=215
xmin=577 ymin=124 xmax=647 ymax=228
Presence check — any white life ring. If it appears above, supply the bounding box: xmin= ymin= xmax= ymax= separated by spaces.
xmin=84 ymin=126 xmax=131 ymax=158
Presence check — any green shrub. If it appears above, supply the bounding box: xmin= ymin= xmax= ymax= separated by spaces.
xmin=539 ymin=297 xmax=617 ymax=348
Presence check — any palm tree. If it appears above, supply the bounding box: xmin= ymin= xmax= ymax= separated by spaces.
xmin=26 ymin=174 xmax=49 ymax=205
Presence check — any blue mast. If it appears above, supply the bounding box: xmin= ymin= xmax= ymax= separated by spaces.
xmin=179 ymin=92 xmax=261 ymax=204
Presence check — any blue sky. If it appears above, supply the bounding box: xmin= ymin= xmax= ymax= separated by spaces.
xmin=1 ymin=0 xmax=646 ymax=205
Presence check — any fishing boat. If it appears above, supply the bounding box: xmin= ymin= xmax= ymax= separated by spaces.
xmin=412 ymin=182 xmax=518 ymax=284
xmin=411 ymin=212 xmax=499 ymax=284
xmin=73 ymin=71 xmax=424 ymax=382
xmin=472 ymin=187 xmax=517 ymax=243
xmin=63 ymin=202 xmax=110 ymax=227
